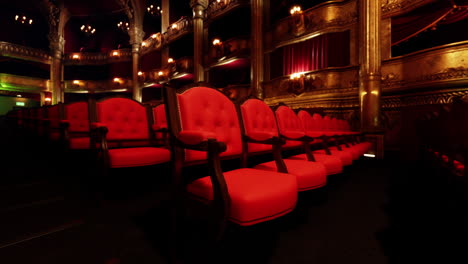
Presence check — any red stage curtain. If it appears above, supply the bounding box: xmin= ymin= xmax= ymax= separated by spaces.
xmin=282 ymin=31 xmax=349 ymax=75
xmin=392 ymin=1 xmax=468 ymax=46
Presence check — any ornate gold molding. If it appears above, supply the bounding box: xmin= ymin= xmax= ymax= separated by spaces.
xmin=267 ymin=0 xmax=356 ymax=51
xmin=0 ymin=73 xmax=49 ymax=92
xmin=0 ymin=42 xmax=51 ymax=64
xmin=206 ymin=0 xmax=249 ymax=22
xmin=64 ymin=50 xmax=132 ymax=65
xmin=382 ymin=0 xmax=437 ymax=17
xmin=163 ymin=16 xmax=193 ymax=44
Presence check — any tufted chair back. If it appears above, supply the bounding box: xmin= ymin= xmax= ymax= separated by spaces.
xmin=330 ymin=117 xmax=340 ymax=131
xmin=240 ymin=99 xmax=278 ymax=153
xmin=177 ymin=87 xmax=242 ymax=162
xmin=47 ymin=104 xmax=61 ymax=130
xmin=96 ymin=98 xmax=149 ymax=141
xmin=153 ymin=104 xmax=167 ymax=130
xmin=312 ymin=113 xmax=325 ymax=130
xmin=275 ymin=106 xmax=304 ymax=148
xmin=298 ymin=110 xmax=318 ymax=132
xmin=322 ymin=116 xmax=332 ymax=131
xmin=65 ymin=102 xmax=89 ymax=133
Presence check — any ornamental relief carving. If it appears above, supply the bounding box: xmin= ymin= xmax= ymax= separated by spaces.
xmin=421 ymin=67 xmax=468 ymax=81
xmin=381 ymin=0 xmax=435 ymax=16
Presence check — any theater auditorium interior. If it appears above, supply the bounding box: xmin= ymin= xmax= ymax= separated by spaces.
xmin=0 ymin=0 xmax=467 ymax=263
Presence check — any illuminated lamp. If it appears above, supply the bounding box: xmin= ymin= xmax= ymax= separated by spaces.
xmin=113 ymin=78 xmax=121 ymax=83
xmin=44 ymin=97 xmax=52 ymax=102
xmin=112 ymin=51 xmax=119 ymax=56
xmin=212 ymin=38 xmax=222 ymax=46
xmin=142 ymin=42 xmax=147 ymax=47
xmin=72 ymin=54 xmax=80 ymax=59
xmin=151 ymin=34 xmax=158 ymax=39
xmin=290 ymin=5 xmax=302 ymax=15
xmin=171 ymin=24 xmax=178 ymax=30
xmin=73 ymin=80 xmax=80 ymax=85
xmin=138 ymin=71 xmax=143 ymax=76
xmin=167 ymin=58 xmax=174 ymax=63
xmin=158 ymin=71 xmax=164 ymax=76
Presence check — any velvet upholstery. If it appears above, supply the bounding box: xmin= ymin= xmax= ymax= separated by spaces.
xmin=177 ymin=87 xmax=243 ymax=162
xmin=240 ymin=99 xmax=276 ymax=153
xmin=96 ymin=98 xmax=149 ymax=141
xmin=65 ymin=102 xmax=89 ymax=133
xmin=94 ymin=97 xmax=170 ymax=168
xmin=175 ymin=87 xmax=299 ymax=226
xmin=187 ymin=168 xmax=297 ymax=226
xmin=254 ymin=160 xmax=326 ymax=191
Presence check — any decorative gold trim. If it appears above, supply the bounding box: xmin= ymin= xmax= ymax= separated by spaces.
xmin=382 ymin=0 xmax=437 ymax=17
xmin=0 ymin=42 xmax=51 ymax=64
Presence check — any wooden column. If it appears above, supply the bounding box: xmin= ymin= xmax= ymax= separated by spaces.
xmin=191 ymin=0 xmax=208 ymax=83
xmin=359 ymin=0 xmax=384 ymax=157
xmin=251 ymin=0 xmax=264 ymax=98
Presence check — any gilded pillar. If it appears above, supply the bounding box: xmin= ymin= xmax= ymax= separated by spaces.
xmin=161 ymin=0 xmax=170 ymax=65
xmin=45 ymin=0 xmax=68 ymax=104
xmin=359 ymin=0 xmax=384 ymax=157
xmin=191 ymin=0 xmax=208 ymax=83
xmin=359 ymin=0 xmax=382 ymax=132
xmin=251 ymin=0 xmax=264 ymax=98
xmin=49 ymin=36 xmax=65 ymax=104
xmin=129 ymin=26 xmax=145 ymax=102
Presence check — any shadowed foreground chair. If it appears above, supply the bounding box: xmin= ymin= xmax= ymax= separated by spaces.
xmin=90 ymin=97 xmax=171 ymax=174
xmin=164 ymin=86 xmax=298 ymax=238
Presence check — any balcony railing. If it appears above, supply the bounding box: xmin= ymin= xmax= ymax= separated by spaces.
xmin=0 ymin=42 xmax=50 ymax=64
xmin=206 ymin=35 xmax=250 ymax=66
xmin=206 ymin=0 xmax=250 ymax=20
xmin=163 ymin=16 xmax=193 ymax=44
xmin=266 ymin=0 xmax=356 ymax=51
xmin=64 ymin=49 xmax=132 ymax=65
xmin=64 ymin=78 xmax=132 ymax=93
xmin=144 ymin=57 xmax=194 ymax=84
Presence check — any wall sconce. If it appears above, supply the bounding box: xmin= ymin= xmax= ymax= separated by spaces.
xmin=72 ymin=54 xmax=80 ymax=59
xmin=288 ymin=72 xmax=306 ymax=95
xmin=142 ymin=41 xmax=147 ymax=47
xmin=151 ymin=34 xmax=158 ymax=39
xmin=167 ymin=58 xmax=174 ymax=64
xmin=73 ymin=80 xmax=80 ymax=85
xmin=113 ymin=77 xmax=124 ymax=85
xmin=290 ymin=5 xmax=302 ymax=15
xmin=111 ymin=51 xmax=119 ymax=56
xmin=171 ymin=24 xmax=178 ymax=30
xmin=290 ymin=5 xmax=306 ymax=36
xmin=138 ymin=71 xmax=143 ymax=76
xmin=44 ymin=97 xmax=52 ymax=103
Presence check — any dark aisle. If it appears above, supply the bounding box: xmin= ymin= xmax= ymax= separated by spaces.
xmin=0 ymin=116 xmax=466 ymax=264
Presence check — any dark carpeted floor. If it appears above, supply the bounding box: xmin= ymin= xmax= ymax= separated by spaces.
xmin=0 ymin=116 xmax=466 ymax=264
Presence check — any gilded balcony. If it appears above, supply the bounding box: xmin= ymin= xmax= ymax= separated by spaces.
xmin=0 ymin=42 xmax=50 ymax=64
xmin=0 ymin=73 xmax=49 ymax=92
xmin=163 ymin=16 xmax=193 ymax=44
xmin=64 ymin=78 xmax=132 ymax=94
xmin=64 ymin=49 xmax=132 ymax=65
xmin=206 ymin=0 xmax=250 ymax=22
xmin=206 ymin=35 xmax=250 ymax=67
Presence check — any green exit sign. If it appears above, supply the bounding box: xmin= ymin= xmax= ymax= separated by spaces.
xmin=16 ymin=102 xmax=25 ymax=106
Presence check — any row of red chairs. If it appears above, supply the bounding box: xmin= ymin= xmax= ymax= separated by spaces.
xmin=7 ymin=86 xmax=372 ymax=238
xmin=418 ymin=98 xmax=467 ymax=177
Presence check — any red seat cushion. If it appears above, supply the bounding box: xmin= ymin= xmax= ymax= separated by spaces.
xmin=254 ymin=159 xmax=326 ymax=191
xmin=69 ymin=137 xmax=90 ymax=150
xmin=187 ymin=168 xmax=297 ymax=226
xmin=108 ymin=147 xmax=171 ymax=168
xmin=289 ymin=153 xmax=343 ymax=175
xmin=313 ymin=149 xmax=353 ymax=166
xmin=333 ymin=145 xmax=361 ymax=160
